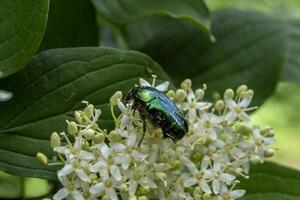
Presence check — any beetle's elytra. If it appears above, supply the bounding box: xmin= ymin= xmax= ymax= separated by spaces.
xmin=125 ymin=86 xmax=188 ymax=142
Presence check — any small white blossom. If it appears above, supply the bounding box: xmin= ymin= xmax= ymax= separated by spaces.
xmin=182 ymin=89 xmax=211 ymax=123
xmin=205 ymin=162 xmax=236 ymax=194
xmin=213 ymin=185 xmax=246 ymax=200
xmin=53 ymin=176 xmax=84 ymax=200
xmin=90 ymin=143 xmax=122 ymax=181
xmin=45 ymin=78 xmax=275 ymax=200
xmin=225 ymin=97 xmax=252 ymax=122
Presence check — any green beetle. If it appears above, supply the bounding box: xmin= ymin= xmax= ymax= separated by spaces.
xmin=126 ymin=86 xmax=188 ymax=143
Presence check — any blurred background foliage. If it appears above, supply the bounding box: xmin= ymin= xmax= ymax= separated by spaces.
xmin=1 ymin=0 xmax=300 ymax=199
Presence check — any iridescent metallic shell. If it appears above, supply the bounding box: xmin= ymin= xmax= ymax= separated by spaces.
xmin=126 ymin=86 xmax=188 ymax=141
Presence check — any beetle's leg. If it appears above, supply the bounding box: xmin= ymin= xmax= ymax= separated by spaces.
xmin=138 ymin=111 xmax=147 ymax=146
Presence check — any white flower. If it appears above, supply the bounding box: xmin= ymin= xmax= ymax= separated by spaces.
xmin=89 ymin=171 xmax=119 ymax=200
xmin=194 ymin=112 xmax=222 ymax=140
xmin=111 ymin=132 xmax=145 ymax=170
xmin=225 ymin=97 xmax=252 ymax=122
xmin=90 ymin=143 xmax=122 ymax=181
xmin=117 ymin=100 xmax=136 ymax=131
xmin=181 ymin=156 xmax=211 ymax=194
xmin=139 ymin=77 xmax=169 ymax=91
xmin=127 ymin=164 xmax=157 ymax=196
xmin=251 ymin=127 xmax=275 ymax=162
xmin=213 ymin=137 xmax=245 ymax=163
xmin=213 ymin=185 xmax=246 ymax=200
xmin=205 ymin=162 xmax=236 ymax=194
xmin=182 ymin=89 xmax=211 ymax=123
xmin=53 ymin=176 xmax=84 ymax=200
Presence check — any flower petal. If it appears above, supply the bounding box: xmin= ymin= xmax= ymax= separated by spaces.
xmin=239 ymin=97 xmax=252 ymax=108
xmin=108 ymin=188 xmax=118 ymax=200
xmin=188 ymin=109 xmax=197 ymax=123
xmin=187 ymin=89 xmax=195 ymax=102
xmin=120 ymin=115 xmax=130 ymax=130
xmin=131 ymin=150 xmax=145 ymax=160
xmin=230 ymin=189 xmax=246 ymax=199
xmin=196 ymin=102 xmax=212 ymax=110
xmin=139 ymin=78 xmax=151 ymax=86
xmin=53 ymin=188 xmax=69 ymax=200
xmin=201 ymin=182 xmax=212 ymax=194
xmin=212 ymin=179 xmax=220 ymax=194
xmin=155 ymin=81 xmax=169 ymax=91
xmin=127 ymin=133 xmax=137 ymax=146
xmin=111 ymin=143 xmax=126 ymax=152
xmin=76 ymin=168 xmax=90 ymax=182
xmin=101 ymin=143 xmax=112 ymax=159
xmin=225 ymin=99 xmax=237 ymax=108
xmin=78 ymin=150 xmax=94 ymax=161
xmin=117 ymin=100 xmax=127 ymax=113
xmin=90 ymin=183 xmax=104 ymax=194
xmin=183 ymin=177 xmax=197 ymax=187
xmin=71 ymin=190 xmax=84 ymax=200
xmin=129 ymin=179 xmax=138 ymax=196
xmin=58 ymin=164 xmax=73 ymax=176
xmin=90 ymin=160 xmax=105 ymax=172
xmin=220 ymin=173 xmax=236 ymax=183
xmin=0 ymin=90 xmax=12 ymax=102
xmin=110 ymin=165 xmax=122 ymax=181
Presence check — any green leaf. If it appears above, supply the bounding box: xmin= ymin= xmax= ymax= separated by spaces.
xmin=92 ymin=0 xmax=211 ymax=48
xmin=0 ymin=47 xmax=171 ymax=180
xmin=239 ymin=162 xmax=300 ymax=200
xmin=281 ymin=20 xmax=300 ymax=83
xmin=39 ymin=0 xmax=99 ymax=51
xmin=124 ymin=10 xmax=288 ymax=105
xmin=0 ymin=0 xmax=49 ymax=78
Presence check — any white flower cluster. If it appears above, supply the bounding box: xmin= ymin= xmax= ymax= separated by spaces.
xmin=46 ymin=77 xmax=276 ymax=200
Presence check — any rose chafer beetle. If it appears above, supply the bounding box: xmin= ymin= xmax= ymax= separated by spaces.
xmin=126 ymin=86 xmax=188 ymax=143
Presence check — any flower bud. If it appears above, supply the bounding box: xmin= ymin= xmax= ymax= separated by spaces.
xmin=84 ymin=129 xmax=95 ymax=140
xmin=129 ymin=196 xmax=137 ymax=200
xmin=224 ymin=88 xmax=234 ymax=99
xmin=214 ymin=100 xmax=225 ymax=111
xmin=36 ymin=153 xmax=48 ymax=166
xmin=138 ymin=186 xmax=150 ymax=195
xmin=110 ymin=91 xmax=122 ymax=105
xmin=84 ymin=104 xmax=94 ymax=119
xmin=193 ymin=186 xmax=202 ymax=198
xmin=167 ymin=90 xmax=175 ymax=99
xmin=93 ymin=132 xmax=105 ymax=144
xmin=108 ymin=130 xmax=121 ymax=143
xmin=180 ymin=79 xmax=192 ymax=90
xmin=264 ymin=149 xmax=275 ymax=157
xmin=236 ymin=123 xmax=252 ymax=135
xmin=175 ymin=89 xmax=186 ymax=102
xmin=195 ymin=89 xmax=204 ymax=99
xmin=50 ymin=132 xmax=61 ymax=148
xmin=138 ymin=196 xmax=148 ymax=200
xmin=119 ymin=183 xmax=128 ymax=191
xmin=202 ymin=193 xmax=211 ymax=200
xmin=74 ymin=111 xmax=83 ymax=123
xmin=171 ymin=160 xmax=181 ymax=170
xmin=67 ymin=121 xmax=78 ymax=135
xmin=236 ymin=85 xmax=248 ymax=96
xmin=261 ymin=126 xmax=272 ymax=135
xmin=246 ymin=89 xmax=254 ymax=97
xmin=158 ymin=153 xmax=168 ymax=163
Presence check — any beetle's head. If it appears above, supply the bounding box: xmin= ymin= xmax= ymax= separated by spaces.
xmin=125 ymin=86 xmax=142 ymax=106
